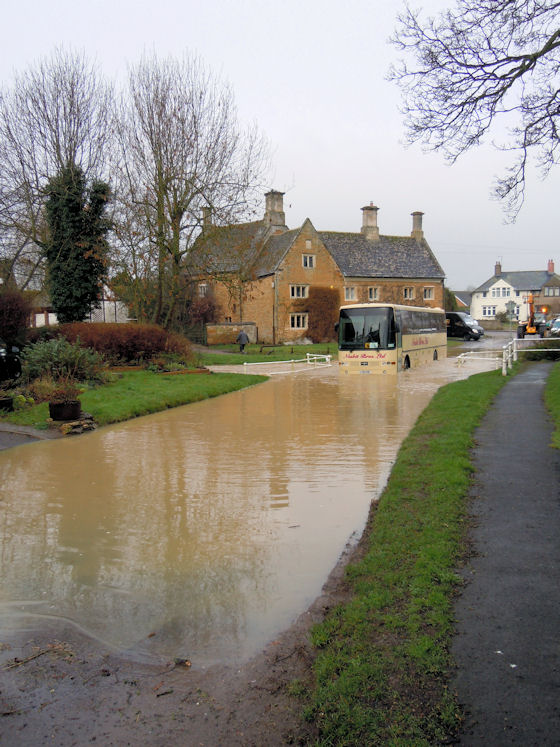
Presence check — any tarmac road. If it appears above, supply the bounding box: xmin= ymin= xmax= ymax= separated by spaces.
xmin=452 ymin=362 xmax=560 ymax=744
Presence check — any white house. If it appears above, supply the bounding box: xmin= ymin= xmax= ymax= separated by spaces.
xmin=31 ymin=285 xmax=130 ymax=327
xmin=470 ymin=261 xmax=560 ymax=322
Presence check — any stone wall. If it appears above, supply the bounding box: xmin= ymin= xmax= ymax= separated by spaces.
xmin=206 ymin=322 xmax=257 ymax=345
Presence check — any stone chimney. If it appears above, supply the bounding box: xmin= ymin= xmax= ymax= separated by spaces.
xmin=548 ymin=259 xmax=555 ymax=274
xmin=361 ymin=203 xmax=379 ymax=241
xmin=495 ymin=261 xmax=502 ymax=276
xmin=411 ymin=211 xmax=424 ymax=240
xmin=263 ymin=190 xmax=286 ymax=229
xmin=202 ymin=206 xmax=212 ymax=229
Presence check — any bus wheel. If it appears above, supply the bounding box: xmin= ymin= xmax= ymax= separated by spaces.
xmin=433 ymin=350 xmax=438 ymax=361
xmin=403 ymin=356 xmax=410 ymax=370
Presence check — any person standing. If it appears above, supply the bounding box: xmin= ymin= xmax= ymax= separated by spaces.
xmin=236 ymin=329 xmax=249 ymax=353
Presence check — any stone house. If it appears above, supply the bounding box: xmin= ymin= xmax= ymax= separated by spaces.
xmin=470 ymin=261 xmax=560 ymax=323
xmin=189 ymin=191 xmax=445 ymax=344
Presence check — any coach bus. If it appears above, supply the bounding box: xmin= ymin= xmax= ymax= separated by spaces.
xmin=337 ymin=303 xmax=447 ymax=374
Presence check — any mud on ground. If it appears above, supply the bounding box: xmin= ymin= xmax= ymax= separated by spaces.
xmin=0 ymin=527 xmax=369 ymax=746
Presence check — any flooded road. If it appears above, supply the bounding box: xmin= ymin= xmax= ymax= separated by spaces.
xmin=0 ymin=357 xmax=495 ymax=667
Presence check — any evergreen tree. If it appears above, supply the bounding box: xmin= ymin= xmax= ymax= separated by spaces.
xmin=44 ymin=165 xmax=111 ymax=323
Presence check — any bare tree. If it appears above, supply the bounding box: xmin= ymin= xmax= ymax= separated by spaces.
xmin=0 ymin=47 xmax=113 ymax=289
xmin=113 ymin=53 xmax=270 ymax=328
xmin=389 ymin=0 xmax=560 ymax=218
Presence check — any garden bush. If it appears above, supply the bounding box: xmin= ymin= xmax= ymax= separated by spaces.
xmin=56 ymin=322 xmax=193 ymax=364
xmin=522 ymin=339 xmax=560 ymax=361
xmin=21 ymin=337 xmax=107 ymax=384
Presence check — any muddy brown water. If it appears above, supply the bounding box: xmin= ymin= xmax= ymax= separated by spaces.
xmin=0 ymin=357 xmax=497 ymax=668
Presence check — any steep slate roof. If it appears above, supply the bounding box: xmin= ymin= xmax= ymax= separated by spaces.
xmin=188 ymin=221 xmax=265 ymax=275
xmin=251 ymin=229 xmax=300 ymax=277
xmin=189 ymin=219 xmax=446 ymax=282
xmin=318 ymin=232 xmax=445 ymax=279
xmin=475 ymin=271 xmax=558 ymax=292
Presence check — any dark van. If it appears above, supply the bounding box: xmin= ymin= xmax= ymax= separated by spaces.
xmin=445 ymin=312 xmax=485 ymax=341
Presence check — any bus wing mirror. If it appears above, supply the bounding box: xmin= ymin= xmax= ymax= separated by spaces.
xmin=334 ymin=323 xmax=339 ymax=332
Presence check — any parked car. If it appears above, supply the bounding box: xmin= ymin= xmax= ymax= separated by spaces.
xmin=549 ymin=318 xmax=560 ymax=337
xmin=445 ymin=311 xmax=485 ymax=341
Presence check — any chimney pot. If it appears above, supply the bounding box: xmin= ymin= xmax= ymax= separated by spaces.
xmin=361 ymin=203 xmax=379 ymax=241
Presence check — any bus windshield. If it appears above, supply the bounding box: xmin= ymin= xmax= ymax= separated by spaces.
xmin=338 ymin=307 xmax=396 ymax=350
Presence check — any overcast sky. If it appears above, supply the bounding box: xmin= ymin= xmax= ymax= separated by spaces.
xmin=2 ymin=0 xmax=558 ymax=291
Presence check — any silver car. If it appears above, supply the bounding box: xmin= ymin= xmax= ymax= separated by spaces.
xmin=549 ymin=318 xmax=560 ymax=337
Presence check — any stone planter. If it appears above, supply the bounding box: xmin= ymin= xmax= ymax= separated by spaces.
xmin=49 ymin=400 xmax=81 ymax=421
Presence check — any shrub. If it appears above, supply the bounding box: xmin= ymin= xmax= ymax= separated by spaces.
xmin=522 ymin=340 xmax=560 ymax=361
xmin=21 ymin=337 xmax=106 ymax=384
xmin=48 ymin=378 xmax=83 ymax=403
xmin=57 ymin=322 xmax=192 ymax=364
xmin=25 ymin=325 xmax=59 ymax=345
xmin=0 ymin=289 xmax=32 ymax=346
xmin=188 ymin=296 xmax=221 ymax=325
xmin=22 ymin=376 xmax=55 ymax=403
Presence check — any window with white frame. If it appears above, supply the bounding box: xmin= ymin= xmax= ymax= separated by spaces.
xmin=290 ymin=285 xmax=309 ymax=298
xmin=368 ymin=286 xmax=379 ymax=301
xmin=290 ymin=313 xmax=308 ymax=329
xmin=423 ymin=286 xmax=434 ymax=300
xmin=544 ymin=286 xmax=560 ymax=296
xmin=482 ymin=305 xmax=497 ymax=316
xmin=344 ymin=286 xmax=356 ymax=301
xmin=198 ymin=283 xmax=208 ymax=297
xmin=502 ymin=287 xmax=510 ymax=297
xmin=403 ymin=287 xmax=415 ymax=300
xmin=302 ymin=254 xmax=315 ymax=268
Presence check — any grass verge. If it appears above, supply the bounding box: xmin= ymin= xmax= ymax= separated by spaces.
xmin=1 ymin=370 xmax=267 ymax=429
xmin=304 ymin=368 xmax=509 ymax=745
xmin=544 ymin=361 xmax=560 ymax=449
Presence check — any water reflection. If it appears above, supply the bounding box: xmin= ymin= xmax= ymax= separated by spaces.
xmin=0 ymin=359 xmax=493 ymax=665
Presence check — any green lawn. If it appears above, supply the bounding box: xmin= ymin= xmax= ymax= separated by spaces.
xmin=1 ymin=369 xmax=267 ymax=429
xmin=194 ymin=342 xmax=338 ymax=366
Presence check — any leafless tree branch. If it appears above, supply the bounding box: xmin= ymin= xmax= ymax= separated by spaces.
xmin=388 ymin=0 xmax=560 ymax=219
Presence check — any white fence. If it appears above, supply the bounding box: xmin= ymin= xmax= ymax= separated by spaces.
xmin=242 ymin=353 xmax=332 ymax=375
xmin=458 ymin=337 xmax=560 ymax=376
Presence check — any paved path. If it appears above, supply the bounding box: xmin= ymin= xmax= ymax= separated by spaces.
xmin=0 ymin=423 xmax=61 ymax=450
xmin=452 ymin=362 xmax=560 ymax=745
